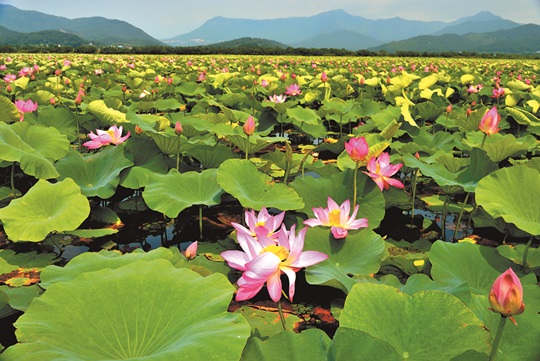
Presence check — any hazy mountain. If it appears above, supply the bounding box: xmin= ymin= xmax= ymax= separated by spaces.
xmin=370 ymin=24 xmax=540 ymax=54
xmin=432 ymin=11 xmax=522 ymax=35
xmin=165 ymin=9 xmax=521 ymax=47
xmin=0 ymin=25 xmax=87 ymax=47
xmin=290 ymin=30 xmax=383 ymax=50
xmin=0 ymin=4 xmax=165 ymax=47
xmin=207 ymin=37 xmax=290 ymax=49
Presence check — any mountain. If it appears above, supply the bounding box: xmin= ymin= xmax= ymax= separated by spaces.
xmin=0 ymin=25 xmax=87 ymax=47
xmin=432 ymin=11 xmax=522 ymax=35
xmin=370 ymin=24 xmax=540 ymax=54
xmin=0 ymin=4 xmax=165 ymax=47
xmin=165 ymin=9 xmax=522 ymax=48
xmin=207 ymin=37 xmax=289 ymax=49
xmin=290 ymin=30 xmax=382 ymax=50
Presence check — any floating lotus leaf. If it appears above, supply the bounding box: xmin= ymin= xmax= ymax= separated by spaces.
xmin=290 ymin=170 xmax=385 ymax=229
xmin=86 ymin=99 xmax=127 ymax=125
xmin=303 ymin=227 xmax=386 ymax=293
xmin=0 ymin=284 xmax=43 ymax=312
xmin=234 ymin=306 xmax=302 ymax=341
xmin=143 ymin=168 xmax=223 ymax=218
xmin=0 ymin=178 xmax=90 ymax=242
xmin=217 ymin=159 xmax=304 ymax=211
xmin=40 ymin=247 xmax=185 ymax=288
xmin=336 ymin=283 xmax=490 ymax=360
xmin=241 ymin=329 xmax=330 ymax=361
xmin=429 ymin=241 xmax=515 ymax=294
xmin=55 ymin=146 xmax=134 ymax=199
xmin=0 ymin=121 xmax=70 ymax=179
xmin=476 ymin=166 xmax=540 ymax=236
xmin=2 ymin=260 xmax=250 ymax=361
xmin=0 ymin=249 xmax=57 ymax=275
xmin=497 ymin=244 xmax=540 ymax=270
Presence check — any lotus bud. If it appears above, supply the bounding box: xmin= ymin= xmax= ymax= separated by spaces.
xmin=479 ymin=106 xmax=501 ymax=135
xmin=321 ymin=71 xmax=328 ymax=82
xmin=243 ymin=115 xmax=256 ymax=136
xmin=174 ymin=121 xmax=183 ymax=135
xmin=446 ymin=104 xmax=452 ymax=113
xmin=184 ymin=241 xmax=198 ymax=260
xmin=489 ymin=268 xmax=525 ymax=325
xmin=345 ymin=136 xmax=369 ymax=162
xmin=135 ymin=125 xmax=143 ymax=135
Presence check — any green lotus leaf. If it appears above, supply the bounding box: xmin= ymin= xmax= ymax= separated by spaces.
xmin=175 ymin=82 xmax=206 ymax=96
xmin=184 ymin=143 xmax=237 ymax=169
xmin=465 ymin=133 xmax=535 ymax=163
xmin=497 ymin=244 xmax=540 ymax=270
xmin=418 ymin=73 xmax=439 ymax=90
xmin=0 ymin=178 xmax=90 ymax=242
xmin=0 ymin=121 xmax=70 ymax=179
xmin=217 ymin=159 xmax=304 ymax=211
xmin=234 ymin=306 xmax=302 ymax=341
xmin=329 ymin=328 xmax=403 ymax=361
xmin=155 ymin=98 xmax=182 ymax=111
xmin=120 ymin=137 xmax=169 ymax=189
xmin=40 ymin=247 xmax=185 ymax=288
xmin=429 ymin=241 xmax=515 ymax=294
xmin=56 ymin=146 xmax=134 ymax=199
xmin=86 ymin=99 xmax=127 ymax=125
xmin=290 ymin=170 xmax=385 ymax=229
xmin=0 ymin=284 xmax=43 ymax=312
xmin=0 ymin=95 xmax=19 ymax=123
xmin=286 ymin=106 xmax=320 ymax=126
xmin=2 ymin=260 xmax=250 ymax=361
xmin=228 ymin=134 xmax=282 ymax=155
xmin=36 ymin=107 xmax=78 ymax=141
xmin=0 ymin=249 xmax=57 ymax=275
xmin=476 ymin=166 xmax=540 ymax=236
xmin=338 ymin=283 xmax=490 ymax=360
xmin=143 ymin=168 xmax=223 ymax=218
xmin=241 ymin=329 xmax=331 ymax=361
xmin=303 ymin=227 xmax=386 ymax=293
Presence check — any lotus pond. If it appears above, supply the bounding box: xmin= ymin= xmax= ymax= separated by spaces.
xmin=0 ymin=54 xmax=539 ymax=360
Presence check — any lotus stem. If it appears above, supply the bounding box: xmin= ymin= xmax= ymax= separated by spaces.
xmin=10 ymin=163 xmax=16 ymax=199
xmin=199 ymin=205 xmax=203 ymax=240
xmin=176 ymin=135 xmax=181 ymax=171
xmin=453 ymin=192 xmax=470 ymax=242
xmin=441 ymin=194 xmax=450 ymax=241
xmin=353 ymin=161 xmax=360 ymax=209
xmin=410 ymin=168 xmax=419 ymax=225
xmin=489 ymin=315 xmax=507 ymax=361
xmin=277 ymin=299 xmax=287 ymax=331
xmin=480 ymin=133 xmax=488 ymax=149
xmin=522 ymin=236 xmax=533 ymax=274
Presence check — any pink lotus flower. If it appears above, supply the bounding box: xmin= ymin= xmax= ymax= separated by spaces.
xmin=467 ymin=84 xmax=483 ymax=94
xmin=345 ymin=136 xmax=369 ymax=162
xmin=321 ymin=72 xmax=328 ymax=82
xmin=3 ymin=74 xmax=16 ymax=84
xmin=304 ymin=197 xmax=368 ymax=239
xmin=260 ymin=79 xmax=269 ymax=87
xmin=491 ymin=87 xmax=505 ymax=98
xmin=14 ymin=99 xmax=38 ymax=121
xmin=83 ymin=125 xmax=130 ymax=150
xmin=231 ymin=207 xmax=285 ymax=249
xmin=94 ymin=69 xmax=104 ymax=75
xmin=268 ymin=94 xmax=287 ymax=103
xmin=184 ymin=241 xmax=198 ymax=260
xmin=364 ymin=152 xmax=404 ymax=191
xmin=243 ymin=115 xmax=256 ymax=136
xmin=479 ymin=106 xmax=500 ymax=135
xmin=489 ymin=268 xmax=525 ymax=325
xmin=285 ymin=83 xmax=301 ymax=96
xmin=221 ymin=224 xmax=328 ymax=302
xmin=174 ymin=121 xmax=183 ymax=135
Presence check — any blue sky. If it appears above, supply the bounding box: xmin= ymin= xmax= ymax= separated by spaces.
xmin=2 ymin=0 xmax=539 ymax=39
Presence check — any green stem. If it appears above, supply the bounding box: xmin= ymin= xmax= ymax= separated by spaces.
xmin=522 ymin=236 xmax=533 ymax=274
xmin=353 ymin=161 xmax=359 ymax=209
xmin=441 ymin=194 xmax=450 ymax=241
xmin=277 ymin=299 xmax=287 ymax=331
xmin=489 ymin=316 xmax=508 ymax=361
xmin=245 ymin=135 xmax=250 ymax=160
xmin=10 ymin=163 xmax=16 ymax=198
xmin=453 ymin=192 xmax=470 ymax=242
xmin=176 ymin=136 xmax=181 ymax=171
xmin=480 ymin=133 xmax=488 ymax=149
xmin=199 ymin=205 xmax=203 ymax=240
xmin=410 ymin=168 xmax=419 ymax=225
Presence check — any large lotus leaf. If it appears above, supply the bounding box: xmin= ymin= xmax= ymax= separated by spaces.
xmin=506 ymin=106 xmax=540 ymax=127
xmin=286 ymin=106 xmax=320 ymax=126
xmin=1 ymin=260 xmax=251 ymax=361
xmin=55 ymin=146 xmax=134 ymax=199
xmin=429 ymin=241 xmax=516 ymax=295
xmin=86 ymin=99 xmax=127 ymax=125
xmin=338 ymin=283 xmax=490 ymax=360
xmin=329 ymin=327 xmax=403 ymax=361
xmin=143 ymin=168 xmax=223 ymax=218
xmin=290 ymin=170 xmax=385 ymax=229
xmin=0 ymin=95 xmax=19 ymax=123
xmin=476 ymin=166 xmax=540 ymax=236
xmin=0 ymin=121 xmax=70 ymax=179
xmin=0 ymin=178 xmax=90 ymax=242
xmin=497 ymin=244 xmax=540 ymax=270
xmin=40 ymin=247 xmax=185 ymax=288
xmin=241 ymin=329 xmax=331 ymax=361
xmin=228 ymin=135 xmax=283 ymax=156
xmin=455 ymin=148 xmax=498 ymax=192
xmin=36 ymin=107 xmax=78 ymax=141
xmin=234 ymin=306 xmax=302 ymax=341
xmin=155 ymin=98 xmax=182 ymax=111
xmin=217 ymin=159 xmax=304 ymax=211
xmin=303 ymin=227 xmax=386 ymax=293
xmin=465 ymin=133 xmax=535 ymax=163
xmin=466 ymin=280 xmax=540 ymax=361
xmin=0 ymin=284 xmax=43 ymax=312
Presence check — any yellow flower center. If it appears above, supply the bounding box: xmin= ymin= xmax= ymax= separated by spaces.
xmin=106 ymin=129 xmax=116 ymax=139
xmin=262 ymin=245 xmax=289 ymax=262
xmin=328 ymin=209 xmax=342 ymax=226
xmin=255 ymin=221 xmax=266 ymax=227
